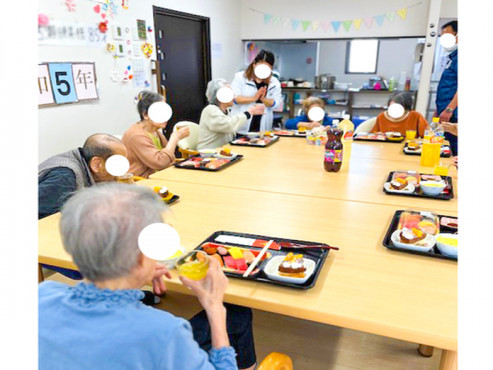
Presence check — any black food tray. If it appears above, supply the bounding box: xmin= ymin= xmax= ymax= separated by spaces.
xmin=354 ymin=135 xmax=404 ymax=143
xmin=403 ymin=143 xmax=452 ymax=158
xmin=174 ymin=154 xmax=243 ymax=172
xmin=195 ymin=230 xmax=330 ymax=289
xmin=230 ymin=135 xmax=280 ymax=147
xmin=383 ymin=210 xmax=457 ymax=261
xmin=383 ymin=171 xmax=454 ymax=200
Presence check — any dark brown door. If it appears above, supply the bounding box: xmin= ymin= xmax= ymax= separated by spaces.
xmin=153 ymin=7 xmax=211 ymax=135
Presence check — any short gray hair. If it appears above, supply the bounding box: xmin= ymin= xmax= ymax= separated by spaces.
xmin=205 ymin=79 xmax=228 ymax=106
xmin=60 ymin=183 xmax=167 ymax=282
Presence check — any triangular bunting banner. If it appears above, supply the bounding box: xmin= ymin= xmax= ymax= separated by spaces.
xmin=321 ymin=21 xmax=331 ymax=32
xmin=386 ymin=12 xmax=396 ymax=22
xmin=374 ymin=14 xmax=385 ymax=26
xmin=301 ymin=20 xmax=312 ymax=31
xmin=363 ymin=17 xmax=374 ymax=28
xmin=331 ymin=21 xmax=341 ymax=32
xmin=353 ymin=19 xmax=363 ymax=30
xmin=311 ymin=20 xmax=320 ymax=31
xmin=291 ymin=19 xmax=300 ymax=30
xmin=342 ymin=20 xmax=352 ymax=32
xmin=282 ymin=17 xmax=290 ymax=27
xmin=397 ymin=7 xmax=408 ymax=20
xmin=264 ymin=14 xmax=273 ymax=24
xmin=272 ymin=16 xmax=281 ymax=25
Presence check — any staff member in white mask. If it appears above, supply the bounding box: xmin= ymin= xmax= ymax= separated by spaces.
xmin=230 ymin=50 xmax=283 ymax=134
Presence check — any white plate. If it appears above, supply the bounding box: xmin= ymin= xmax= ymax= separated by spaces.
xmin=384 ymin=182 xmax=415 ymax=194
xmin=404 ymin=146 xmax=422 ymax=154
xmin=214 ymin=152 xmax=238 ymax=159
xmin=391 ymin=230 xmax=436 ymax=252
xmin=263 ymin=255 xmax=316 ymax=284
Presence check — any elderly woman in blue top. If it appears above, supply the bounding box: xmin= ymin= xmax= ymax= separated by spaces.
xmin=230 ymin=50 xmax=283 ymax=134
xmin=38 ymin=183 xmax=257 ymax=370
xmin=284 ymin=97 xmax=333 ymax=130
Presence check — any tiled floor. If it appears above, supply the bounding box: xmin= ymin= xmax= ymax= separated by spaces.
xmin=44 ymin=273 xmax=441 ymax=369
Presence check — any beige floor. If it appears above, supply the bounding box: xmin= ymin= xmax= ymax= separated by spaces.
xmin=44 ymin=273 xmax=441 ymax=370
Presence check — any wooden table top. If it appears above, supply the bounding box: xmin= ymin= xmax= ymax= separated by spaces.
xmin=150 ymin=139 xmax=457 ymax=213
xmin=39 ymin=179 xmax=457 ymax=351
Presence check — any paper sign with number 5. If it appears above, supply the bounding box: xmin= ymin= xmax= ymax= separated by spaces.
xmin=48 ymin=63 xmax=78 ymax=104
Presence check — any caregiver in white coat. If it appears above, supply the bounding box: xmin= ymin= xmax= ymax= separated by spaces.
xmin=230 ymin=50 xmax=283 ymax=134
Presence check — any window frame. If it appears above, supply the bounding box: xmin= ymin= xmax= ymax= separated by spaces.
xmin=345 ymin=39 xmax=380 ymax=74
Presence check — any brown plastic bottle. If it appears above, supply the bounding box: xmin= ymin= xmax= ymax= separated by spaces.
xmin=324 ymin=127 xmax=343 ymax=172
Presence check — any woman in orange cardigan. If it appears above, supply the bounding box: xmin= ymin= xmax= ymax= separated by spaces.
xmin=371 ymin=91 xmax=429 ymax=138
xmin=122 ymin=91 xmax=190 ymax=178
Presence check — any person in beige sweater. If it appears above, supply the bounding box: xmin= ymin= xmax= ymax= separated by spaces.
xmin=122 ymin=91 xmax=190 ymax=178
xmin=197 ymin=79 xmax=264 ymax=150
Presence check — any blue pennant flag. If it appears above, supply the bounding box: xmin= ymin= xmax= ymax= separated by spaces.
xmin=331 ymin=21 xmax=341 ymax=32
xmin=291 ymin=19 xmax=300 ymax=30
xmin=374 ymin=14 xmax=385 ymax=26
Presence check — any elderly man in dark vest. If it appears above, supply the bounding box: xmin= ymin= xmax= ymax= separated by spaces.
xmin=38 ymin=133 xmax=127 ymax=219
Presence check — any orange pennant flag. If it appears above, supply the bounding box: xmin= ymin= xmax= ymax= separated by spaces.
xmin=397 ymin=7 xmax=408 ymax=20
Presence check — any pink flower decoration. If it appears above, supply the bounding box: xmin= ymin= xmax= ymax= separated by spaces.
xmin=38 ymin=13 xmax=50 ymax=27
xmin=65 ymin=0 xmax=76 ymax=12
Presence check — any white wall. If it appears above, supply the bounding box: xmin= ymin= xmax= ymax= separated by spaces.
xmin=440 ymin=0 xmax=457 ymax=18
xmin=241 ymin=0 xmax=430 ymax=40
xmin=39 ymin=0 xmax=242 ymax=162
xmin=318 ymin=38 xmax=419 ymax=87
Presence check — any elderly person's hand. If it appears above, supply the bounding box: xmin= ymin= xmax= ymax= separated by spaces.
xmin=247 ymin=104 xmax=265 ymax=116
xmin=172 ymin=126 xmax=190 ymax=141
xmin=179 ymin=256 xmax=228 ymax=311
xmin=298 ymin=121 xmax=321 ymax=129
xmin=440 ymin=122 xmax=458 ymax=136
xmin=152 ymin=263 xmax=172 ymax=296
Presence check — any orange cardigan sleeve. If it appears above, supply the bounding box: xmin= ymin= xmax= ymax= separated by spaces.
xmin=416 ymin=113 xmax=430 ymax=138
xmin=126 ymin=131 xmax=175 ymax=171
xmin=370 ymin=113 xmax=383 ymax=133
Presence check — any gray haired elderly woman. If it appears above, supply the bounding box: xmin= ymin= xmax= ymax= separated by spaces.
xmin=196 ymin=79 xmax=265 ymax=150
xmin=38 ymin=183 xmax=257 ymax=370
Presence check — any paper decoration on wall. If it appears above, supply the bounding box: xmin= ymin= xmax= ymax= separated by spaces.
xmin=72 ymin=63 xmax=99 ymax=100
xmin=137 ymin=20 xmax=147 ymax=40
xmin=122 ymin=0 xmax=130 ymax=10
xmin=141 ymin=42 xmax=153 ymax=58
xmin=112 ymin=24 xmax=123 ymax=39
xmin=38 ymin=64 xmax=55 ymax=105
xmin=65 ymin=0 xmax=77 ymax=12
xmin=39 ymin=63 xmax=99 ymax=107
xmin=48 ymin=63 xmax=78 ymax=104
xmin=251 ymin=1 xmax=421 ymax=33
xmin=38 ymin=14 xmax=50 ymax=27
xmin=147 ymin=26 xmax=153 ymax=33
xmin=102 ymin=0 xmax=118 ymax=19
xmin=39 ymin=21 xmax=107 ymax=47
xmin=246 ymin=42 xmax=260 ymax=64
xmin=131 ymin=59 xmax=148 ymax=88
xmin=99 ymin=21 xmax=109 ymax=33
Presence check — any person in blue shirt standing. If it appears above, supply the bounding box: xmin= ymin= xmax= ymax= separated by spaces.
xmin=436 ymin=20 xmax=458 ymax=155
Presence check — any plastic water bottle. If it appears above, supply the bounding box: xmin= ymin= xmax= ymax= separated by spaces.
xmin=339 ymin=114 xmax=354 ymax=168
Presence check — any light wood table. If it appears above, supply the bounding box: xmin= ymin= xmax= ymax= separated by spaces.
xmin=150 ymin=139 xmax=457 ymax=213
xmin=39 ymin=179 xmax=457 ymax=369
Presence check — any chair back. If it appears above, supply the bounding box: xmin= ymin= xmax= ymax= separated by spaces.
xmin=173 ymin=121 xmax=200 ymax=150
xmin=354 ymin=117 xmax=377 ymax=133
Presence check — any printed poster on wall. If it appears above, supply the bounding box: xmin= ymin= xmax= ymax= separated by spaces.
xmin=72 ymin=63 xmax=99 ymax=100
xmin=38 ymin=64 xmax=55 ymax=106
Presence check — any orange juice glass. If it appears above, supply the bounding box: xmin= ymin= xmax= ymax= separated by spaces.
xmin=176 ymin=251 xmax=209 ymax=280
xmin=434 ymin=163 xmax=450 ymax=176
xmin=406 ymin=130 xmax=417 ymax=140
xmin=116 ymin=173 xmax=135 ymax=184
xmin=420 ymin=143 xmax=441 ymax=167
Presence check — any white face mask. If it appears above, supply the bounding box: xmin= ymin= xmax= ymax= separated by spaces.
xmin=443 ymin=43 xmax=458 ymax=53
